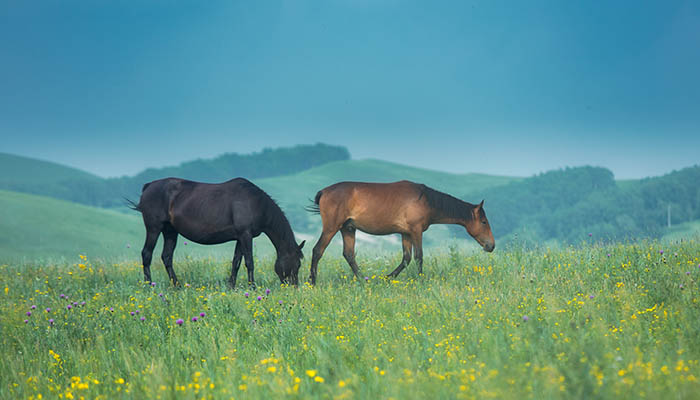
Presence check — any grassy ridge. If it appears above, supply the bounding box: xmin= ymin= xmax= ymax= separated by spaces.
xmin=0 ymin=153 xmax=101 ymax=185
xmin=0 ymin=190 xmax=141 ymax=261
xmin=663 ymin=220 xmax=700 ymax=242
xmin=0 ymin=190 xmax=258 ymax=262
xmin=1 ymin=241 xmax=699 ymax=399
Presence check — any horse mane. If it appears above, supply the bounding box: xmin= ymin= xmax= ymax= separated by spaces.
xmin=419 ymin=185 xmax=475 ymax=221
xmin=240 ymin=180 xmax=301 ymax=257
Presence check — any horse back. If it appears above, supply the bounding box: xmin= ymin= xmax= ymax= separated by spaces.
xmin=317 ymin=181 xmax=430 ymax=233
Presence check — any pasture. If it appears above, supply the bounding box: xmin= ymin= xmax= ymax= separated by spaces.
xmin=1 ymin=240 xmax=699 ymax=399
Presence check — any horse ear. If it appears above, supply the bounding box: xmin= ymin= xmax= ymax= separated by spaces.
xmin=298 ymin=240 xmax=306 ymax=250
xmin=479 ymin=199 xmax=484 ymax=208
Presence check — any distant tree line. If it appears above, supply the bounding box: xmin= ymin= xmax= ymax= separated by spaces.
xmin=470 ymin=165 xmax=700 ymax=245
xmin=1 ymin=143 xmax=350 ymax=208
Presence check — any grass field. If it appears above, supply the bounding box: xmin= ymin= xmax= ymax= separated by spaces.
xmin=2 ymin=240 xmax=699 ymax=399
xmin=0 ymin=190 xmax=142 ymax=261
xmin=663 ymin=220 xmax=700 ymax=242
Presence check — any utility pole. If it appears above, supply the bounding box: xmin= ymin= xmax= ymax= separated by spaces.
xmin=667 ymin=204 xmax=671 ymax=228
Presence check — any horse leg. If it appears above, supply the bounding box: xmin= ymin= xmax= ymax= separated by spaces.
xmin=161 ymin=227 xmax=179 ymax=286
xmin=411 ymin=232 xmax=424 ymax=275
xmin=310 ymin=229 xmax=338 ymax=285
xmin=228 ymin=241 xmax=243 ymax=289
xmin=341 ymin=226 xmax=361 ymax=280
xmin=387 ymin=234 xmax=412 ymax=278
xmin=141 ymin=227 xmax=160 ymax=283
xmin=239 ymin=233 xmax=256 ymax=289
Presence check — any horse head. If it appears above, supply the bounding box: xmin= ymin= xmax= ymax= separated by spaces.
xmin=275 ymin=240 xmax=305 ymax=285
xmin=465 ymin=200 xmax=495 ymax=252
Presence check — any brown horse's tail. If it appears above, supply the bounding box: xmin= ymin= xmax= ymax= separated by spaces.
xmin=304 ymin=190 xmax=323 ymax=214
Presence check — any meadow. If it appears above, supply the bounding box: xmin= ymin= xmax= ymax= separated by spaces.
xmin=1 ymin=240 xmax=699 ymax=399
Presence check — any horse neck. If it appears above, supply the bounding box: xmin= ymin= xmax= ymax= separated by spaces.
xmin=429 ymin=199 xmax=474 ymax=227
xmin=264 ymin=220 xmax=297 ymax=256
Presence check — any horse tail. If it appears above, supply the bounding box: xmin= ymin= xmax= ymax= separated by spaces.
xmin=304 ymin=190 xmax=323 ymax=214
xmin=124 ymin=197 xmax=142 ymax=212
xmin=124 ymin=181 xmax=153 ymax=212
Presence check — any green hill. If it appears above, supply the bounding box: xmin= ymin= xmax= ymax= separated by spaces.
xmin=0 ymin=153 xmax=105 ymax=204
xmin=0 ymin=152 xmax=101 ymax=185
xmin=0 ymin=190 xmax=287 ymax=262
xmin=0 ymin=190 xmax=142 ymax=261
xmin=0 ymin=144 xmax=352 ymax=208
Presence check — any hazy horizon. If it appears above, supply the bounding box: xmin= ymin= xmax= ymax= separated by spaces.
xmin=2 ymin=1 xmax=699 ymax=179
xmin=2 ymin=145 xmax=698 ymax=181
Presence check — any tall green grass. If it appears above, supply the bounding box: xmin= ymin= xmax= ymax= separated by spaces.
xmin=1 ymin=240 xmax=699 ymax=399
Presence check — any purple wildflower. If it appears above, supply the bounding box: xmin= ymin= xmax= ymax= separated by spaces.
xmin=244 ymin=292 xmax=250 ymax=298
xmin=46 ymin=308 xmax=51 ymax=313
xmin=126 ymin=243 xmax=131 ymax=248
xmin=523 ymin=315 xmax=529 ymax=322
xmin=49 ymin=319 xmax=54 ymax=325
xmin=176 ymin=319 xmax=184 ymax=325
xmin=109 ymin=307 xmax=114 ymax=312
xmin=364 ymin=276 xmax=369 ymax=281
xmin=184 ymin=241 xmax=188 ymax=245
xmin=60 ymin=294 xmax=66 ymax=299
xmin=130 ymin=311 xmax=135 ymax=316
xmin=679 ymin=284 xmax=684 ymax=289
xmin=66 ymin=305 xmax=72 ymax=310
xmin=265 ymin=288 xmax=271 ymax=295
xmin=191 ymin=317 xmax=198 ymax=322
xmin=26 ymin=311 xmax=32 ymax=316
xmin=140 ymin=316 xmax=145 ymax=321
xmin=135 ymin=310 xmax=140 ymax=314
xmin=278 ymin=300 xmax=283 ymax=305
xmin=607 ymin=253 xmax=611 ymax=257
xmin=24 ymin=319 xmax=28 ymax=324
xmin=158 ymin=293 xmax=163 ymax=297
xmin=589 ymin=294 xmax=595 ymax=299
xmin=588 ymin=233 xmax=592 ymax=237
xmin=200 ymin=312 xmax=206 ymax=318
xmin=256 ymin=296 xmax=262 ymax=301
xmin=80 ymin=301 xmax=86 ymax=306
xmin=151 ymin=282 xmax=156 ymax=287
xmin=30 ymin=305 xmax=36 ymax=310
xmin=659 ymin=250 xmax=664 ymax=255
xmin=687 ymin=271 xmax=691 ymax=276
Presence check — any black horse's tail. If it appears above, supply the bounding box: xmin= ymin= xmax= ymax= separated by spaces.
xmin=124 ymin=182 xmax=153 ymax=212
xmin=304 ymin=190 xmax=322 ymax=214
xmin=124 ymin=197 xmax=142 ymax=213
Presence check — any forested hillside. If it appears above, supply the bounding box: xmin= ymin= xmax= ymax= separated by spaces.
xmin=0 ymin=144 xmax=350 ymax=208
xmin=473 ymin=165 xmax=700 ymax=244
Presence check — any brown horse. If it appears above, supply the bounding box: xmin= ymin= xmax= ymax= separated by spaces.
xmin=306 ymin=180 xmax=495 ymax=284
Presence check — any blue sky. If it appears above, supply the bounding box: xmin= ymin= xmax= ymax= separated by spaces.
xmin=1 ymin=0 xmax=699 ymax=179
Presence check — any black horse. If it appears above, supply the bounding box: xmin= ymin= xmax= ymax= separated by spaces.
xmin=128 ymin=177 xmax=305 ymax=287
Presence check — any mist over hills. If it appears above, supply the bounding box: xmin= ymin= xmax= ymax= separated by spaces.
xmin=0 ymin=143 xmax=698 ymax=260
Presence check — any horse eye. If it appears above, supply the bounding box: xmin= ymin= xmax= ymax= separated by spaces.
xmin=481 ymin=220 xmax=487 ymax=225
